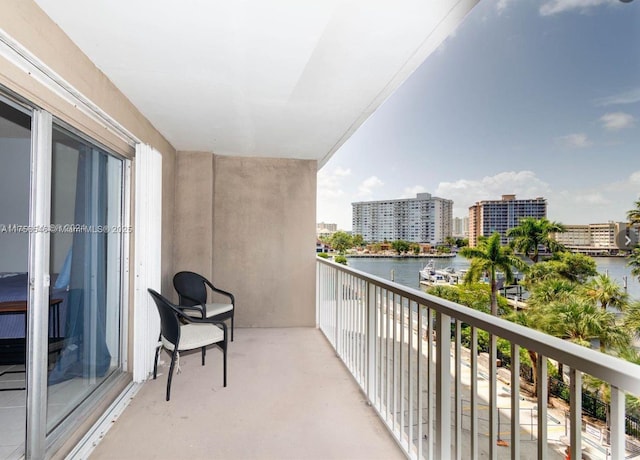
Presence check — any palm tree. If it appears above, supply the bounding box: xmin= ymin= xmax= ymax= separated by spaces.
xmin=526 ymin=278 xmax=578 ymax=307
xmin=537 ymin=297 xmax=629 ymax=354
xmin=507 ymin=217 xmax=566 ymax=263
xmin=628 ymin=246 xmax=640 ymax=283
xmin=627 ymin=198 xmax=640 ymax=225
xmin=583 ymin=273 xmax=628 ymax=313
xmin=459 ymin=232 xmax=527 ymax=315
xmin=624 ymin=301 xmax=640 ymax=340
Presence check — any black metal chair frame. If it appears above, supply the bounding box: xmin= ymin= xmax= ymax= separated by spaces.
xmin=173 ymin=271 xmax=235 ymax=341
xmin=148 ymin=289 xmax=227 ymax=401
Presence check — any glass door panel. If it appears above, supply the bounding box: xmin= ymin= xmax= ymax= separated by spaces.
xmin=47 ymin=125 xmax=123 ymax=431
xmin=0 ymin=99 xmax=31 ymax=458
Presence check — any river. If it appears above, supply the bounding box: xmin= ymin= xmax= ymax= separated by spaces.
xmin=346 ymin=255 xmax=640 ymax=301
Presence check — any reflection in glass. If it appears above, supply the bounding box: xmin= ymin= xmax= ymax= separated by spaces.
xmin=0 ymin=99 xmax=31 ymax=458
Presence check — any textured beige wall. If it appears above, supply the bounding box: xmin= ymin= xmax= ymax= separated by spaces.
xmin=173 ymin=152 xmax=215 ymax=294
xmin=213 ymin=156 xmax=317 ymax=327
xmin=174 ymin=154 xmax=317 ymax=327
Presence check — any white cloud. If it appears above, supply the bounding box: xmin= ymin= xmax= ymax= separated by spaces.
xmin=539 ymin=0 xmax=615 ymax=16
xmin=317 ymin=167 xmax=350 ymax=200
xmin=596 ymin=88 xmax=640 ymax=106
xmin=317 ymin=167 xmax=354 ymax=230
xmin=573 ymin=192 xmax=610 ymax=205
xmin=558 ymin=133 xmax=592 ymax=148
xmin=357 ymin=176 xmax=384 ymax=197
xmin=334 ymin=167 xmax=351 ymax=177
xmin=599 ymin=112 xmax=635 ymax=131
xmin=435 ymin=170 xmax=551 ymax=217
xmin=496 ymin=0 xmax=516 ymax=14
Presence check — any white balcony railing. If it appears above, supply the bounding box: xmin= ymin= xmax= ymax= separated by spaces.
xmin=316 ymin=257 xmax=640 ymax=460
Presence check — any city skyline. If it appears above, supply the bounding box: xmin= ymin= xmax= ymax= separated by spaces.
xmin=317 ymin=0 xmax=640 ymax=231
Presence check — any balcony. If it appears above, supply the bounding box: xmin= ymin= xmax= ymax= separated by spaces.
xmin=85 ymin=259 xmax=640 ymax=460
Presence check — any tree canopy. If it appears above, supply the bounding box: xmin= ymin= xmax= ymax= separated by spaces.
xmin=506 ymin=217 xmax=566 ymax=263
xmin=459 ymin=232 xmax=527 ymax=315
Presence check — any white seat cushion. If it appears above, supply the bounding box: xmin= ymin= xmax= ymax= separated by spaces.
xmin=185 ymin=302 xmax=233 ymax=318
xmin=162 ymin=323 xmax=224 ymax=351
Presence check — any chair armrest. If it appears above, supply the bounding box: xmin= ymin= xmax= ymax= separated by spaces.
xmin=175 ymin=296 xmax=207 ymax=318
xmin=204 ymin=279 xmax=235 ymax=305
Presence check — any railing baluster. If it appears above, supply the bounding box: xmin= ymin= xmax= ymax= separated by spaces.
xmin=367 ymin=282 xmax=375 ymax=401
xmin=400 ymin=294 xmax=405 ymax=441
xmin=393 ymin=292 xmax=399 ymax=436
xmin=537 ymin=353 xmax=548 ymax=460
xmin=386 ymin=289 xmax=391 ymax=424
xmin=470 ymin=326 xmax=478 ymax=460
xmin=511 ymin=343 xmax=520 ymax=460
xmin=417 ymin=303 xmax=423 ymax=460
xmin=427 ymin=307 xmax=434 ymax=460
xmin=610 ymin=385 xmax=625 ymax=460
xmin=435 ymin=310 xmax=451 ymax=460
xmin=489 ymin=333 xmax=497 ymax=460
xmin=455 ymin=320 xmax=462 ymax=460
xmin=569 ymin=367 xmax=581 ymax=460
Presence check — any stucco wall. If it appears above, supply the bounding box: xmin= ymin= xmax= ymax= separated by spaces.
xmin=174 ymin=153 xmax=317 ymax=327
xmin=173 ymin=152 xmax=215 ymax=287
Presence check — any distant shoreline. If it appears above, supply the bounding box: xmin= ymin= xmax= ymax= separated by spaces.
xmin=346 ymin=253 xmax=456 ymax=259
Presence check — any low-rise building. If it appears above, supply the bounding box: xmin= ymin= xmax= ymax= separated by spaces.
xmin=553 ymin=222 xmax=639 ymax=255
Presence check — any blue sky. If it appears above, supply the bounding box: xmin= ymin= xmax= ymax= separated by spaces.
xmin=317 ymin=0 xmax=640 ymax=231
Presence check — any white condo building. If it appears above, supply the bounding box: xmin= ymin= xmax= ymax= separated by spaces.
xmin=352 ymin=193 xmax=453 ymax=244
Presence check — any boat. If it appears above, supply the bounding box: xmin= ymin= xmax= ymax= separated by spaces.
xmin=419 ymin=260 xmax=461 ymax=286
xmin=419 ymin=260 xmax=435 ymax=280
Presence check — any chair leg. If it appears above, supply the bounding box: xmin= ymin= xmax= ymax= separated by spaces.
xmin=231 ymin=315 xmax=234 ymax=342
xmin=222 ymin=333 xmax=228 ymax=387
xmin=201 ymin=346 xmax=206 ymax=366
xmin=153 ymin=333 xmax=161 ymax=379
xmin=166 ymin=348 xmax=179 ymax=401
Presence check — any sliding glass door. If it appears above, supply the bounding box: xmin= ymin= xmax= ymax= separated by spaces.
xmin=46 ymin=125 xmax=124 ymax=432
xmin=0 ymin=91 xmax=128 ymax=458
xmin=0 ymin=97 xmax=31 ymax=459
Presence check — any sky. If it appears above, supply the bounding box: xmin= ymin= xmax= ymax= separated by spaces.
xmin=317 ymin=0 xmax=640 ymax=231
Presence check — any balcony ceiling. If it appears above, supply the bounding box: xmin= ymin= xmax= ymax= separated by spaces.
xmin=34 ymin=0 xmax=476 ymax=166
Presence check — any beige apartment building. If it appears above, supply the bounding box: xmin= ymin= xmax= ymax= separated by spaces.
xmin=468 ymin=194 xmax=547 ymax=247
xmin=553 ymin=222 xmax=639 ymax=255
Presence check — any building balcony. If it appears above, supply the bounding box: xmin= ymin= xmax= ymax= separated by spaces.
xmin=85 ymin=259 xmax=640 ymax=460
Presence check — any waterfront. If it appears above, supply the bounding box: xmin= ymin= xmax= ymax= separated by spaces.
xmin=346 ymin=254 xmax=640 ymax=300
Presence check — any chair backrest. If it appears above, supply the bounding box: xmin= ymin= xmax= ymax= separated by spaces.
xmin=148 ymin=289 xmax=181 ymax=346
xmin=173 ymin=271 xmax=208 ymax=307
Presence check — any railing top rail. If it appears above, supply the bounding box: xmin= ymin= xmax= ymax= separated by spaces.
xmin=317 ymin=257 xmax=640 ymax=394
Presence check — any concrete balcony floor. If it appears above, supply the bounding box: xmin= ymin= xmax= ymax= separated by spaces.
xmin=89 ymin=327 xmax=404 ymax=460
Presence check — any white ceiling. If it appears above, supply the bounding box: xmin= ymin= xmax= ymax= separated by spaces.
xmin=34 ymin=0 xmax=477 ymax=167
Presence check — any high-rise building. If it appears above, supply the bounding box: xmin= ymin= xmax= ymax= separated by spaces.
xmin=452 ymin=216 xmax=469 ymax=239
xmin=352 ymin=193 xmax=452 ymax=244
xmin=317 ymin=222 xmax=338 ymax=233
xmin=468 ymin=194 xmax=546 ymax=247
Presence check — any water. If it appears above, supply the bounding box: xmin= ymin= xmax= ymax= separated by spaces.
xmin=347 ymin=255 xmax=640 ymax=300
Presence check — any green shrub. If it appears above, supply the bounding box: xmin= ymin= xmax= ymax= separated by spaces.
xmin=334 ymin=255 xmax=348 ymax=265
xmin=317 ymin=252 xmax=329 ymax=259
